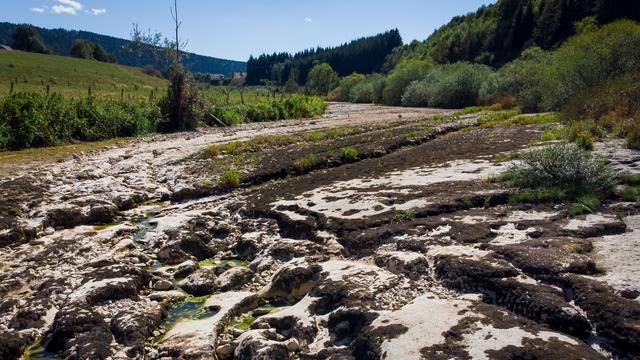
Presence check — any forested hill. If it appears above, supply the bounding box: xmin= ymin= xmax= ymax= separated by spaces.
xmin=0 ymin=22 xmax=246 ymax=74
xmin=388 ymin=0 xmax=640 ymax=68
xmin=246 ymin=29 xmax=402 ymax=85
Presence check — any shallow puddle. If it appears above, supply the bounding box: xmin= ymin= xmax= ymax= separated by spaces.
xmin=154 ymin=297 xmax=218 ymax=342
xmin=198 ymin=258 xmax=249 ymax=268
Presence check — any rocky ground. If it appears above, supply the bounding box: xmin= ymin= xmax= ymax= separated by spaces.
xmin=1 ymin=103 xmax=639 ymax=360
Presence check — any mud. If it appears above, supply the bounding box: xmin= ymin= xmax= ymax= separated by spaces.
xmin=1 ymin=103 xmax=639 ymax=359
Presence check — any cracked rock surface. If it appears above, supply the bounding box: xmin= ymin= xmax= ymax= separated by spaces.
xmin=1 ymin=103 xmax=639 ymax=359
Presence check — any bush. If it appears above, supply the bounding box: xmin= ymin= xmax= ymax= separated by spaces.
xmin=509 ymin=143 xmax=615 ymax=197
xmin=207 ymin=95 xmax=326 ymax=126
xmin=349 ymin=74 xmax=386 ymax=103
xmin=401 ymin=62 xmax=494 ymax=108
xmin=329 ymin=73 xmax=366 ymax=101
xmin=382 ymin=59 xmax=432 ymax=105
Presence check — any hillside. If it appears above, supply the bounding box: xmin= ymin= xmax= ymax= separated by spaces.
xmin=0 ymin=22 xmax=246 ymax=74
xmin=246 ymin=29 xmax=402 ymax=85
xmin=388 ymin=0 xmax=640 ymax=67
xmin=0 ymin=50 xmax=167 ymax=99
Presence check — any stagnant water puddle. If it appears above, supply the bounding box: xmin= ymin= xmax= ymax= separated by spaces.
xmin=131 ymin=206 xmax=162 ymax=244
xmin=153 ymin=296 xmax=218 ymax=342
xmin=24 ymin=339 xmax=57 ymax=360
xmin=231 ymin=303 xmax=281 ymax=330
xmin=198 ymin=258 xmax=250 ymax=268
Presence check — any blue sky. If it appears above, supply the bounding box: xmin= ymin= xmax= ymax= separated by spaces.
xmin=4 ymin=0 xmax=495 ymax=61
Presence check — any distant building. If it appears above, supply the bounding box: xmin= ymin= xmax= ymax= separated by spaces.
xmin=0 ymin=45 xmax=13 ymax=51
xmin=209 ymin=73 xmax=225 ymax=81
xmin=231 ymin=72 xmax=247 ymax=79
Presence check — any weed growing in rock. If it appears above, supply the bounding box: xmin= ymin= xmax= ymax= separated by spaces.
xmin=394 ymin=210 xmax=416 ymax=222
xmin=340 ymin=147 xmax=358 ymax=161
xmin=293 ymin=154 xmax=317 ymax=173
xmin=305 ymin=131 xmax=325 ymax=142
xmin=621 ymin=174 xmax=640 ymax=187
xmin=403 ymin=130 xmax=418 ymax=139
xmin=539 ymin=126 xmax=570 ymax=142
xmin=220 ymin=169 xmax=241 ymax=188
xmin=622 ymin=187 xmax=640 ymax=202
xmin=570 ymin=194 xmax=602 ymax=216
xmin=509 ymin=188 xmax=567 ymax=204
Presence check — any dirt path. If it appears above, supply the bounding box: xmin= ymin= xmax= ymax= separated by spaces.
xmin=1 ymin=103 xmax=639 ymax=360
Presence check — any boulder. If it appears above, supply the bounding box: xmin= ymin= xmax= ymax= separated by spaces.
xmin=179 ymin=268 xmax=217 ymax=296
xmin=215 ymin=267 xmax=254 ymax=291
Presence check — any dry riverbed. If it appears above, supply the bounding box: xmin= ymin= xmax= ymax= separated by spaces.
xmin=1 ymin=103 xmax=639 ymax=360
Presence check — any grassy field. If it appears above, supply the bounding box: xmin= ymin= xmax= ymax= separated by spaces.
xmin=0 ymin=50 xmax=167 ymax=100
xmin=0 ymin=50 xmax=283 ymax=105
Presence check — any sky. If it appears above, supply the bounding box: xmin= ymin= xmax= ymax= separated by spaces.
xmin=4 ymin=0 xmax=495 ymax=61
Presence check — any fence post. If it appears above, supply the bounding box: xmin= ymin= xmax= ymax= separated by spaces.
xmin=10 ymin=82 xmax=14 ymax=94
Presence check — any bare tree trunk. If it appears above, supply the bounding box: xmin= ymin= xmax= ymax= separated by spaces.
xmin=170 ymin=0 xmax=182 ymax=64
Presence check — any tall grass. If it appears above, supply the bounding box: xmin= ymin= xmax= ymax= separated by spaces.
xmin=0 ymin=92 xmax=159 ymax=150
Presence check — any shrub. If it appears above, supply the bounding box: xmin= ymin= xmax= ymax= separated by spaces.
xmin=330 ymin=73 xmax=366 ymax=101
xmin=220 ymin=169 xmax=241 ymax=188
xmin=207 ymin=95 xmax=326 ymax=126
xmin=401 ymin=62 xmax=494 ymax=108
xmin=349 ymin=74 xmax=386 ymax=103
xmin=509 ymin=143 xmax=615 ymax=196
xmin=382 ymin=59 xmax=432 ymax=105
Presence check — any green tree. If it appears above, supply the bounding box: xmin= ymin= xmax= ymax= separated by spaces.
xmin=306 ymin=63 xmax=338 ymax=96
xmin=70 ymin=39 xmax=95 ymax=59
xmin=11 ymin=25 xmax=49 ymax=54
xmin=92 ymin=43 xmax=112 ymax=63
xmin=382 ymin=59 xmax=432 ymax=105
xmin=330 ymin=73 xmax=366 ymax=101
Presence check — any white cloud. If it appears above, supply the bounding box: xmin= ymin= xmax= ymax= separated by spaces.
xmin=305 ymin=17 xmax=312 ymax=23
xmin=57 ymin=0 xmax=82 ymax=10
xmin=89 ymin=8 xmax=106 ymax=16
xmin=30 ymin=7 xmax=47 ymax=13
xmin=52 ymin=5 xmax=76 ymax=14
xmin=52 ymin=0 xmax=82 ymax=15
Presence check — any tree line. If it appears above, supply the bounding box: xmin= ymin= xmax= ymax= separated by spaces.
xmin=245 ymin=29 xmax=402 ymax=86
xmin=388 ymin=0 xmax=640 ymax=68
xmin=0 ymin=22 xmax=246 ymax=74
